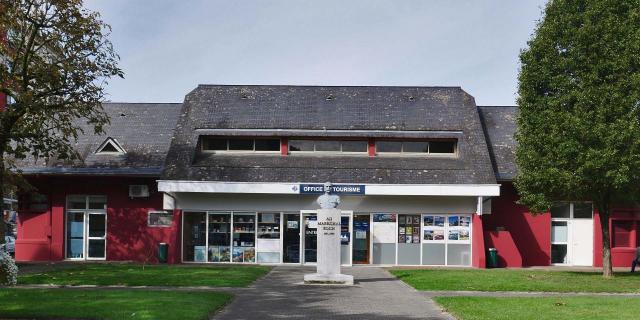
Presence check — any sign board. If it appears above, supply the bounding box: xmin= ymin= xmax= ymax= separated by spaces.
xmin=298 ymin=184 xmax=365 ymax=195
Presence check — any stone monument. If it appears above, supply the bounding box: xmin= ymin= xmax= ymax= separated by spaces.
xmin=304 ymin=182 xmax=354 ymax=285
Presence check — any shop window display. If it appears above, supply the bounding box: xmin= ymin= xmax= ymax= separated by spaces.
xmin=422 ymin=214 xmax=471 ymax=266
xmin=183 ymin=212 xmax=206 ymax=262
xmin=233 ymin=213 xmax=256 ymax=263
xmin=208 ymin=213 xmax=231 ymax=262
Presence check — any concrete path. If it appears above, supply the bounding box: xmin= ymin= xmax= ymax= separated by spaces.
xmin=421 ymin=290 xmax=640 ymax=298
xmin=213 ymin=266 xmax=453 ymax=320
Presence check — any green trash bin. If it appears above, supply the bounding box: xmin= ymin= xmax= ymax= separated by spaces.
xmin=487 ymin=248 xmax=498 ymax=268
xmin=158 ymin=243 xmax=168 ymax=263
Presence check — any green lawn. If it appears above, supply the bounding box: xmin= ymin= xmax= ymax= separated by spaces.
xmin=436 ymin=296 xmax=640 ymax=320
xmin=0 ymin=288 xmax=231 ymax=320
xmin=390 ymin=268 xmax=640 ymax=293
xmin=19 ymin=264 xmax=271 ymax=287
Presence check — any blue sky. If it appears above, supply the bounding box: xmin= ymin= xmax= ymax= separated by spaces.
xmin=84 ymin=0 xmax=547 ymax=105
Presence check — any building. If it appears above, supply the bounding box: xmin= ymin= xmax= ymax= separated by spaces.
xmin=12 ymin=85 xmax=640 ymax=268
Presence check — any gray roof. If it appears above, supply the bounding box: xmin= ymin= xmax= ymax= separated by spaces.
xmin=163 ymin=85 xmax=497 ymax=185
xmin=478 ymin=106 xmax=518 ymax=181
xmin=18 ymin=103 xmax=182 ymax=176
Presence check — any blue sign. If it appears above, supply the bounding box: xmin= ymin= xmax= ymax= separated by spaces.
xmin=298 ymin=184 xmax=365 ymax=195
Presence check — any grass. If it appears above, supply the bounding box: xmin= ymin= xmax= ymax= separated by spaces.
xmin=19 ymin=264 xmax=271 ymax=287
xmin=436 ymin=296 xmax=640 ymax=320
xmin=0 ymin=288 xmax=231 ymax=320
xmin=390 ymin=268 xmax=640 ymax=293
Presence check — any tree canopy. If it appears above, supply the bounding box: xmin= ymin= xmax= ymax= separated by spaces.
xmin=0 ymin=0 xmax=122 ymax=243
xmin=516 ymin=0 xmax=640 ymax=276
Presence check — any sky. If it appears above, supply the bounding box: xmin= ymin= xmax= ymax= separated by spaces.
xmin=84 ymin=0 xmax=548 ymax=106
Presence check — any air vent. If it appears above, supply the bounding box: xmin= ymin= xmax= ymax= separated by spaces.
xmin=129 ymin=185 xmax=150 ymax=198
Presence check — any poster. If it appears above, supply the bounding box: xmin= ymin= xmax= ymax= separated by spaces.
xmin=449 ymin=216 xmax=460 ymax=227
xmin=460 ymin=216 xmax=471 ymax=227
xmin=372 ymin=221 xmax=397 ymax=243
xmin=434 ymin=230 xmax=445 ymax=240
xmin=424 ymin=215 xmax=434 ymax=226
xmin=434 ymin=216 xmax=445 ymax=227
xmin=373 ymin=213 xmax=397 ymax=222
xmin=424 ymin=230 xmax=434 ymax=241
xmin=194 ymin=246 xmax=206 ymax=262
xmin=287 ymin=220 xmax=298 ymax=229
xmin=459 ymin=229 xmax=470 ymax=241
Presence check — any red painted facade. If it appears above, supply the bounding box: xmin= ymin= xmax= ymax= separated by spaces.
xmin=483 ymin=182 xmax=551 ymax=267
xmin=0 ymin=92 xmax=6 ymax=110
xmin=16 ymin=176 xmax=182 ymax=263
xmin=15 ymin=175 xmax=640 ymax=268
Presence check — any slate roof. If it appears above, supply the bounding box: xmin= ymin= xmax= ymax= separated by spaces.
xmin=478 ymin=106 xmax=518 ymax=181
xmin=162 ymin=85 xmax=498 ymax=185
xmin=18 ymin=103 xmax=182 ymax=176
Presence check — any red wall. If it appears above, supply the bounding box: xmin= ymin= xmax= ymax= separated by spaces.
xmin=593 ymin=209 xmax=640 ymax=268
xmin=482 ymin=182 xmax=551 ymax=267
xmin=16 ymin=176 xmax=181 ymax=263
xmin=0 ymin=92 xmax=6 ymax=110
xmin=472 ymin=213 xmax=486 ymax=268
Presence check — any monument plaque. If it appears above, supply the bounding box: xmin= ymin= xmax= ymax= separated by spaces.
xmin=304 ymin=182 xmax=354 ymax=285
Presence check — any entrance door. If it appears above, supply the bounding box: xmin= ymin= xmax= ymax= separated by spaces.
xmin=550 ymin=202 xmax=593 ymax=266
xmin=283 ymin=213 xmax=300 ymax=263
xmin=300 ymin=210 xmax=353 ymax=265
xmin=65 ymin=195 xmax=107 ymax=260
xmin=66 ymin=212 xmax=85 ymax=259
xmin=86 ymin=213 xmax=107 ymax=259
xmin=352 ymin=214 xmax=371 ymax=264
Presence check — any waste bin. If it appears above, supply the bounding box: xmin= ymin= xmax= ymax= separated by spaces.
xmin=158 ymin=243 xmax=168 ymax=263
xmin=487 ymin=248 xmax=498 ymax=268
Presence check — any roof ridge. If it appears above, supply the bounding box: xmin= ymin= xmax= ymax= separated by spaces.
xmin=196 ymin=84 xmax=463 ymax=89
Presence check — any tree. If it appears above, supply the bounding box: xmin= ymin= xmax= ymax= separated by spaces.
xmin=516 ymin=0 xmax=640 ymax=277
xmin=0 ymin=0 xmax=122 ymax=244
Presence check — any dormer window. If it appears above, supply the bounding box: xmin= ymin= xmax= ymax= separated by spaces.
xmin=202 ymin=137 xmax=281 ymax=153
xmin=95 ymin=137 xmax=126 ymax=155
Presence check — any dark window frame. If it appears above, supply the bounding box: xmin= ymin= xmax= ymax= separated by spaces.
xmin=201 ymin=137 xmax=281 ymax=153
xmin=288 ymin=139 xmax=368 ymax=155
xmin=375 ymin=139 xmax=457 ymax=156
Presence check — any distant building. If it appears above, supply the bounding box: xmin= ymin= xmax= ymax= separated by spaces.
xmin=11 ymin=85 xmax=637 ymax=267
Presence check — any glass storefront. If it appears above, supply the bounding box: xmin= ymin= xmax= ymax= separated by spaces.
xmin=182 ymin=211 xmax=472 ymax=266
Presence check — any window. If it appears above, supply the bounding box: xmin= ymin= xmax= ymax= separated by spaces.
xmin=288 ymin=139 xmax=368 ymax=154
xmin=95 ymin=138 xmax=126 ymax=154
xmin=613 ymin=220 xmax=634 ymax=248
xmin=551 ymin=221 xmax=569 ymax=263
xmin=148 ymin=211 xmax=173 ymax=227
xmin=201 ymin=137 xmax=281 ymax=152
xmin=375 ymin=140 xmax=456 ymax=155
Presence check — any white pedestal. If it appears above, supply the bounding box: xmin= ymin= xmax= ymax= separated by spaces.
xmin=304 ymin=208 xmax=354 ymax=285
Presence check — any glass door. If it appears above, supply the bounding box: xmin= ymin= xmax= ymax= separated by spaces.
xmin=86 ymin=213 xmax=107 ymax=259
xmin=551 ymin=220 xmax=570 ymax=264
xmin=66 ymin=212 xmax=85 ymax=259
xmin=303 ymin=213 xmax=318 ymax=264
xmin=352 ymin=214 xmax=370 ymax=264
xmin=283 ymin=213 xmax=300 ymax=263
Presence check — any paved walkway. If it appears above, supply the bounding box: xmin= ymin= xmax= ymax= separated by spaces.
xmin=421 ymin=290 xmax=640 ymax=298
xmin=213 ymin=266 xmax=454 ymax=320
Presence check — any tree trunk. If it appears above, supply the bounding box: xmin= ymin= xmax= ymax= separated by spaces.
xmin=597 ymin=201 xmax=613 ymax=278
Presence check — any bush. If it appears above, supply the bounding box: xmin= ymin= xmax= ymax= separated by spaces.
xmin=0 ymin=250 xmax=18 ymax=286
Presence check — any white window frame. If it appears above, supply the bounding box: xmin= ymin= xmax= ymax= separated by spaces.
xmin=65 ymin=195 xmax=107 ymax=261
